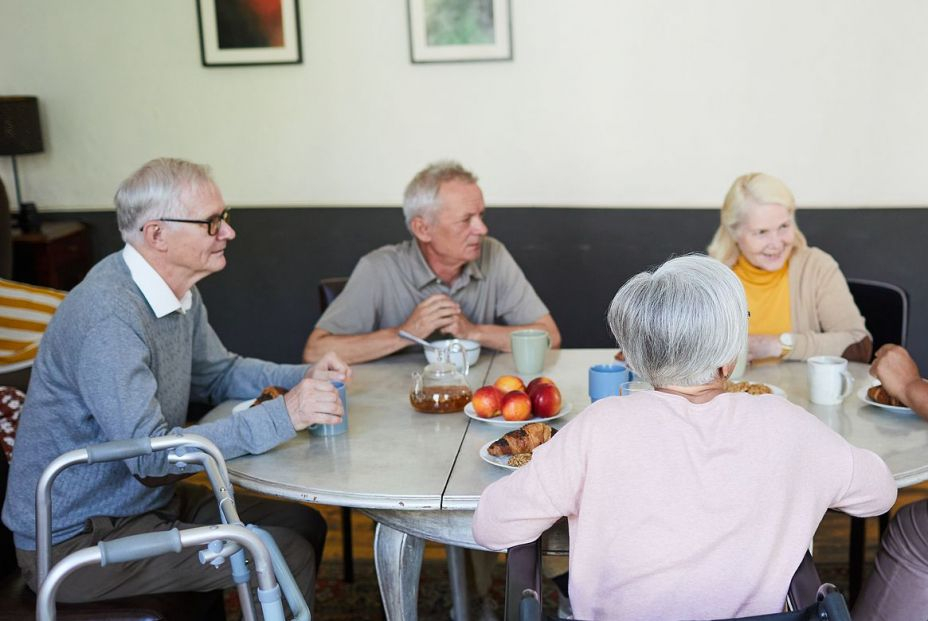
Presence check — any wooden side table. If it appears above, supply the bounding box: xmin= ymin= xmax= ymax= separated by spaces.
xmin=12 ymin=221 xmax=92 ymax=290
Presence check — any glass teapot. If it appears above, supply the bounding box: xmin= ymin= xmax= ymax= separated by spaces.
xmin=410 ymin=342 xmax=472 ymax=414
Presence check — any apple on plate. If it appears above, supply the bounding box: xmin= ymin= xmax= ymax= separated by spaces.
xmin=526 ymin=376 xmax=555 ymax=398
xmin=531 ymin=383 xmax=562 ymax=418
xmin=494 ymin=375 xmax=526 ymax=394
xmin=471 ymin=386 xmax=503 ymax=418
xmin=501 ymin=390 xmax=532 ymax=422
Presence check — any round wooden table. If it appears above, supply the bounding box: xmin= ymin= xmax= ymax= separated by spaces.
xmin=209 ymin=349 xmax=928 ymax=620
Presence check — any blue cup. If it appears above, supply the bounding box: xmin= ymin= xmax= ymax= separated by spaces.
xmin=309 ymin=380 xmax=348 ymax=436
xmin=588 ymin=364 xmax=629 ymax=402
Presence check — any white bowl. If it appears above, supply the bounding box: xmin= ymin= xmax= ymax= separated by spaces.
xmin=424 ymin=339 xmax=481 ymax=370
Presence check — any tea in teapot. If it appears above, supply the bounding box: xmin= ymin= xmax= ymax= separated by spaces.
xmin=410 ymin=342 xmax=472 ymax=414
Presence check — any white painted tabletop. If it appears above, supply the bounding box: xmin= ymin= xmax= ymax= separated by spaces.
xmin=746 ymin=361 xmax=928 ymax=488
xmin=207 ymin=350 xmax=492 ymax=510
xmin=444 ymin=351 xmax=928 ymax=510
xmin=213 ymin=349 xmax=928 ymax=512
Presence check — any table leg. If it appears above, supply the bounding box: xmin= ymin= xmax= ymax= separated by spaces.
xmin=446 ymin=545 xmax=470 ymax=621
xmin=374 ymin=521 xmax=425 ymax=621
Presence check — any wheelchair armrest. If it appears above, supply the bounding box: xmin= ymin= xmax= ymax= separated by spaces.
xmin=505 ymin=539 xmax=542 ymax=621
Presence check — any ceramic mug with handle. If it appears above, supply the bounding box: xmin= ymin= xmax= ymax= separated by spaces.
xmin=511 ymin=329 xmax=551 ymax=376
xmin=807 ymin=356 xmax=854 ymax=405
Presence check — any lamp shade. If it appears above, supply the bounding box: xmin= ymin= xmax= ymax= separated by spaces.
xmin=0 ymin=96 xmax=44 ymax=155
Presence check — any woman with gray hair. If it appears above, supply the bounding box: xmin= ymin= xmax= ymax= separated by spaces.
xmin=473 ymin=254 xmax=895 ymax=620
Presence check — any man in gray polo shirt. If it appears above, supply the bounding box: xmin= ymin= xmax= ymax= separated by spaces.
xmin=303 ymin=160 xmax=561 ymax=364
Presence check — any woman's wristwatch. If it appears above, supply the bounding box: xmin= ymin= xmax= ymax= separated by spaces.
xmin=778 ymin=333 xmax=795 ymax=359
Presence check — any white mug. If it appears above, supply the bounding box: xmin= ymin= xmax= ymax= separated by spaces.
xmin=807 ymin=356 xmax=854 ymax=405
xmin=731 ymin=340 xmax=749 ymax=380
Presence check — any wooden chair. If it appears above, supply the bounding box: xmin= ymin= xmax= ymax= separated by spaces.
xmin=847 ymin=278 xmax=909 ymax=355
xmin=846 ymin=278 xmax=909 ymax=603
xmin=505 ymin=538 xmax=850 ymax=621
xmin=317 ymin=276 xmax=355 ymax=583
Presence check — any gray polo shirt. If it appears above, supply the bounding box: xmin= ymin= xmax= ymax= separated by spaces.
xmin=316 ymin=236 xmax=549 ymax=336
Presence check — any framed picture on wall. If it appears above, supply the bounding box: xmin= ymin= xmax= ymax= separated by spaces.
xmin=196 ymin=0 xmax=302 ymax=67
xmin=407 ymin=0 xmax=512 ymax=63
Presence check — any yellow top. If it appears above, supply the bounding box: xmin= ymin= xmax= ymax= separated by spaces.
xmin=732 ymin=255 xmax=791 ymax=336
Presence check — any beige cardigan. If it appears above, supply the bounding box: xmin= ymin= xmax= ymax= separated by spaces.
xmin=786 ymin=246 xmax=870 ymax=361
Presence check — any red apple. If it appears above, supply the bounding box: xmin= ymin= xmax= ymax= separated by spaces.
xmin=531 ymin=383 xmax=562 ymax=418
xmin=472 ymin=386 xmax=503 ymax=418
xmin=501 ymin=390 xmax=532 ymax=422
xmin=526 ymin=376 xmax=556 ymax=398
xmin=494 ymin=375 xmax=526 ymax=394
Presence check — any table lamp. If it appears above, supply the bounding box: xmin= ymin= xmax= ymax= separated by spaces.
xmin=0 ymin=96 xmax=44 ymax=233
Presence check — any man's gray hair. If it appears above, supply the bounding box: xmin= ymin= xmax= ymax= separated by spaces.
xmin=115 ymin=158 xmax=216 ymax=243
xmin=607 ymin=254 xmax=747 ymax=388
xmin=402 ymin=160 xmax=478 ymax=232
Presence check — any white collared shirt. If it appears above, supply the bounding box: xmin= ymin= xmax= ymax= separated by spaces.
xmin=122 ymin=244 xmax=192 ymax=318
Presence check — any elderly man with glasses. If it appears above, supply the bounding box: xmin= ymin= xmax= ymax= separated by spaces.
xmin=2 ymin=158 xmax=349 ymax=607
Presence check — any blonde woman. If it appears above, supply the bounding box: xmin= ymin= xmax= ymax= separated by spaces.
xmin=708 ymin=172 xmax=871 ymax=362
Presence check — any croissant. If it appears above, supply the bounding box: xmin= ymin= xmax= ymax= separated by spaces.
xmin=251 ymin=386 xmax=288 ymax=408
xmin=488 ymin=422 xmax=556 ymax=456
xmin=868 ymin=384 xmax=905 ymax=407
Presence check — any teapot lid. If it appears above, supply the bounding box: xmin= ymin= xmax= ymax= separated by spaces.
xmin=424 ymin=358 xmax=461 ymax=377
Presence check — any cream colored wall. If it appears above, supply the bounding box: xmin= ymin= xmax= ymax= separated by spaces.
xmin=1 ymin=0 xmax=926 ymax=210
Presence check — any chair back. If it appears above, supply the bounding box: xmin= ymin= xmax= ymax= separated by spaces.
xmin=318 ymin=277 xmax=349 ymax=313
xmin=311 ymin=279 xmax=359 ymax=585
xmin=847 ymin=279 xmax=909 ymax=357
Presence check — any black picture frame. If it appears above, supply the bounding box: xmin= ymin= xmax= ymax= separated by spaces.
xmin=196 ymin=0 xmax=302 ymax=67
xmin=407 ymin=0 xmax=513 ymax=64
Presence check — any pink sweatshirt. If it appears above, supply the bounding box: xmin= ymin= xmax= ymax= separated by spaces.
xmin=472 ymin=391 xmax=896 ymax=620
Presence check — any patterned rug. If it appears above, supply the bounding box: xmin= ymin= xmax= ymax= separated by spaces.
xmin=227 ymin=557 xmax=526 ymax=620
xmin=228 ymin=557 xmax=857 ymax=620
xmin=313 ymin=558 xmax=514 ymax=621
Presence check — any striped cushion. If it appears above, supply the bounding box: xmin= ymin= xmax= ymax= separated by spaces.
xmin=0 ymin=278 xmax=66 ymax=373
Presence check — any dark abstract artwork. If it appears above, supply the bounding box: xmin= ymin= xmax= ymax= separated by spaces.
xmin=197 ymin=0 xmax=302 ymax=66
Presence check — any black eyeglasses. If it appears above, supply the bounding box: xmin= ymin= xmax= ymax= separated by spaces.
xmin=141 ymin=209 xmax=230 ymax=236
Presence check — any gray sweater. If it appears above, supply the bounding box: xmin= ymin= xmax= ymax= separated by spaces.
xmin=2 ymin=253 xmax=305 ymax=549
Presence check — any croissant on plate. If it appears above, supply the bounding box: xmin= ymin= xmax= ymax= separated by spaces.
xmin=488 ymin=422 xmax=556 ymax=456
xmin=867 ymin=384 xmax=905 ymax=407
xmin=251 ymin=386 xmax=288 ymax=407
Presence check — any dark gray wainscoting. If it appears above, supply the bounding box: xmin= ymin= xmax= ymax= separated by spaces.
xmin=43 ymin=207 xmax=928 ymax=367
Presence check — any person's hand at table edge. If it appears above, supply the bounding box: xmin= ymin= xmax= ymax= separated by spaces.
xmin=284 ymin=377 xmax=344 ymax=430
xmin=306 ymin=351 xmax=351 ymax=383
xmin=870 ymin=344 xmax=928 ymax=419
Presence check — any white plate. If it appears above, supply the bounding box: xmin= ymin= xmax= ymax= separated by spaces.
xmin=728 ymin=383 xmax=786 ymax=397
xmin=857 ymin=386 xmax=915 ymax=415
xmin=232 ymin=399 xmax=256 ymax=413
xmin=479 ymin=440 xmax=520 ymax=471
xmin=464 ymin=402 xmax=572 ymax=426
xmin=766 ymin=384 xmax=786 ymax=397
